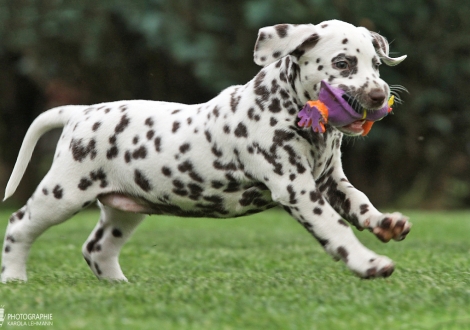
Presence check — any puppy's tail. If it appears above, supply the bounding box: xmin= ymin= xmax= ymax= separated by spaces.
xmin=4 ymin=106 xmax=75 ymax=201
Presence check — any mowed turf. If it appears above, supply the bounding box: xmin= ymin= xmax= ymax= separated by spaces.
xmin=0 ymin=208 xmax=469 ymax=330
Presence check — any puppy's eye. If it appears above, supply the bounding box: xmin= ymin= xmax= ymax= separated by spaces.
xmin=374 ymin=62 xmax=381 ymax=70
xmin=334 ymin=61 xmax=349 ymax=70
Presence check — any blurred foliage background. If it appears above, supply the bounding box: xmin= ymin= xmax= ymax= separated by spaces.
xmin=0 ymin=0 xmax=469 ymax=208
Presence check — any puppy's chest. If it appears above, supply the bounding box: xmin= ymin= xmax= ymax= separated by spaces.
xmin=305 ymin=128 xmax=343 ymax=180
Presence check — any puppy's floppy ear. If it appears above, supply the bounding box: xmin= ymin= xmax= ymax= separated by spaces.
xmin=254 ymin=24 xmax=320 ymax=67
xmin=366 ymin=30 xmax=407 ymax=66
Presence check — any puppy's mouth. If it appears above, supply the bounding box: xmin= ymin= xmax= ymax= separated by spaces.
xmin=337 ymin=120 xmax=368 ymax=136
xmin=336 ymin=91 xmax=390 ymax=136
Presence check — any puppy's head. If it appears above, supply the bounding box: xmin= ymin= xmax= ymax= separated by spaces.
xmin=254 ymin=20 xmax=406 ymax=135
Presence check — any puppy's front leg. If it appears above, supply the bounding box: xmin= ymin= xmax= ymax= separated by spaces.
xmin=269 ymin=178 xmax=395 ymax=279
xmin=318 ymin=161 xmax=411 ymax=243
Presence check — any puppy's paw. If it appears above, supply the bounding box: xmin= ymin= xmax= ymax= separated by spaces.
xmin=361 ymin=256 xmax=395 ymax=279
xmin=369 ymin=212 xmax=411 ymax=242
xmin=347 ymin=251 xmax=395 ymax=279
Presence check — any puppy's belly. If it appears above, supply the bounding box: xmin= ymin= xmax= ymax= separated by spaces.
xmin=99 ymin=193 xmax=153 ymax=213
xmin=98 ymin=187 xmax=277 ymax=218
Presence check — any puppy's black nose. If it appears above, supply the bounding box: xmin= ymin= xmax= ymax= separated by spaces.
xmin=368 ymin=89 xmax=386 ymax=106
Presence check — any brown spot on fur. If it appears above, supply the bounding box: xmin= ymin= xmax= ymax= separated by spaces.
xmin=134 ymin=169 xmax=152 ymax=192
xmin=337 ymin=246 xmax=349 ymax=262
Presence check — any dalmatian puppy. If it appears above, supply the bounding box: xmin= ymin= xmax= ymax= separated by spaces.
xmin=2 ymin=20 xmax=410 ymax=282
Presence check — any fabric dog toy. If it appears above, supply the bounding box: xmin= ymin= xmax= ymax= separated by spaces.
xmin=298 ymin=81 xmax=394 ymax=136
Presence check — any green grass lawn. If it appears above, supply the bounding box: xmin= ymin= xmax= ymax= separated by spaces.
xmin=0 ymin=208 xmax=469 ymax=330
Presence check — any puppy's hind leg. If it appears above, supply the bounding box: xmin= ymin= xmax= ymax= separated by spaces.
xmin=1 ymin=183 xmax=88 ymax=283
xmin=82 ymin=201 xmax=146 ymax=281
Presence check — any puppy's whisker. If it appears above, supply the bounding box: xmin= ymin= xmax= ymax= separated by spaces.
xmin=390 ymin=92 xmax=403 ymax=104
xmin=390 ymin=84 xmax=408 ymax=93
xmin=388 ymin=84 xmax=408 ymax=106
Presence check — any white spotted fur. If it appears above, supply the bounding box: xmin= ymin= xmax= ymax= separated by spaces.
xmin=2 ymin=20 xmax=410 ymax=283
